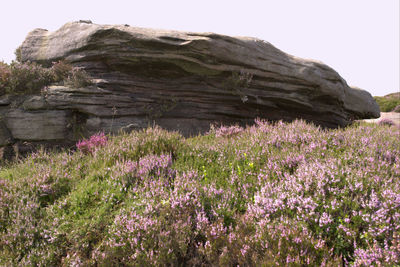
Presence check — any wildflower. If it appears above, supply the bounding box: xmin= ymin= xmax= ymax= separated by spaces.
xmin=215 ymin=125 xmax=243 ymax=137
xmin=76 ymin=132 xmax=107 ymax=154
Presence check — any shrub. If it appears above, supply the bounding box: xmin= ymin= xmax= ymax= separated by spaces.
xmin=6 ymin=61 xmax=55 ymax=94
xmin=50 ymin=60 xmax=93 ymax=88
xmin=393 ymin=105 xmax=400 ymax=113
xmin=0 ymin=61 xmax=11 ymax=95
xmin=0 ymin=60 xmax=93 ymax=95
xmin=64 ymin=67 xmax=93 ymax=88
xmin=51 ymin=60 xmax=73 ymax=82
xmin=14 ymin=47 xmax=22 ymax=63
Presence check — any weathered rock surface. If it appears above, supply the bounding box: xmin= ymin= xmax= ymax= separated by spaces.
xmin=6 ymin=109 xmax=68 ymax=140
xmin=0 ymin=122 xmax=12 ymax=147
xmin=1 ymin=21 xmax=380 ymax=156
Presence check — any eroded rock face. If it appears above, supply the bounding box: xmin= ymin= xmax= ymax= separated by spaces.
xmin=5 ymin=109 xmax=68 ymax=140
xmin=1 ymin=21 xmax=380 ymax=156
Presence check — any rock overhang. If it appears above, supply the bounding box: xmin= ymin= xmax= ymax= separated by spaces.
xmin=0 ymin=21 xmax=381 ymax=157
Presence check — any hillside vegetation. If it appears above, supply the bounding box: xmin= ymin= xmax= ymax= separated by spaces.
xmin=0 ymin=120 xmax=399 ymax=266
xmin=374 ymin=92 xmax=400 ymax=112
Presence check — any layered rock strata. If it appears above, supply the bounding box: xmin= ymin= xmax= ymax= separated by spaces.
xmin=0 ymin=21 xmax=380 ymax=158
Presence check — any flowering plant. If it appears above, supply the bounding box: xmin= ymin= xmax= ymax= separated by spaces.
xmin=1 ymin=122 xmax=399 ymax=266
xmin=76 ymin=132 xmax=108 ymax=154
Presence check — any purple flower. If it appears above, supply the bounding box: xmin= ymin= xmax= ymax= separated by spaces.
xmin=76 ymin=132 xmax=108 ymax=154
xmin=215 ymin=125 xmax=243 ymax=137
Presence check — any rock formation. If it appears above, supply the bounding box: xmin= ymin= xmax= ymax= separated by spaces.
xmin=0 ymin=21 xmax=380 ymax=157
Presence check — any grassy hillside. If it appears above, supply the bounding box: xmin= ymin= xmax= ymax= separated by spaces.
xmin=374 ymin=92 xmax=400 ymax=112
xmin=0 ymin=120 xmax=399 ymax=266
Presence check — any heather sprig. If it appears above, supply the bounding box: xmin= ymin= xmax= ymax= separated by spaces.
xmin=76 ymin=132 xmax=108 ymax=154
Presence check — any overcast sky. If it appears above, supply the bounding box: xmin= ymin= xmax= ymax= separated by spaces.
xmin=1 ymin=0 xmax=398 ymax=96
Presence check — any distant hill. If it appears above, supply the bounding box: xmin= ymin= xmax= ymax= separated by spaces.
xmin=383 ymin=92 xmax=400 ymax=99
xmin=374 ymin=92 xmax=400 ymax=112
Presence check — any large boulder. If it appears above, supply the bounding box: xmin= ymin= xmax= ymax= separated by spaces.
xmin=3 ymin=21 xmax=380 ymax=146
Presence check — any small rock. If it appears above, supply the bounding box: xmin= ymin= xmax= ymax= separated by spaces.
xmin=79 ymin=20 xmax=92 ymax=24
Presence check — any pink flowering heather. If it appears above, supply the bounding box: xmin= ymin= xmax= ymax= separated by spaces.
xmin=215 ymin=125 xmax=244 ymax=137
xmin=76 ymin=132 xmax=108 ymax=154
xmin=1 ymin=120 xmax=399 ymax=265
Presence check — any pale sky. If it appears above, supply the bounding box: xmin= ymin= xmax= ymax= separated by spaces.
xmin=1 ymin=0 xmax=398 ymax=96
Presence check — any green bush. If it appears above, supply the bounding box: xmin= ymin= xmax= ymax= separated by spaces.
xmin=14 ymin=47 xmax=22 ymax=63
xmin=0 ymin=62 xmax=11 ymax=95
xmin=6 ymin=61 xmax=54 ymax=95
xmin=51 ymin=60 xmax=73 ymax=82
xmin=374 ymin=95 xmax=400 ymax=112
